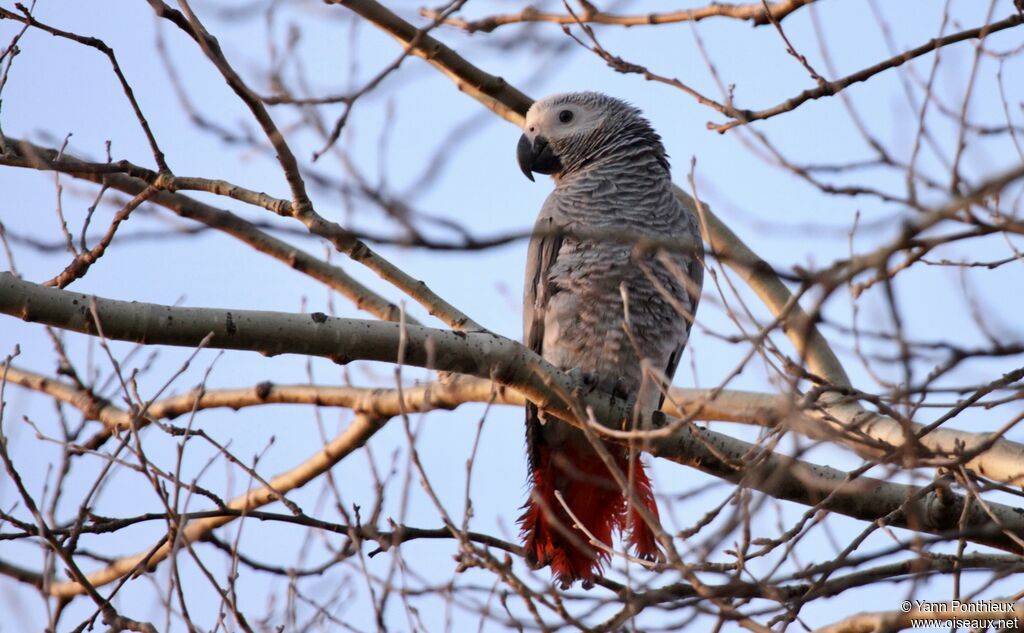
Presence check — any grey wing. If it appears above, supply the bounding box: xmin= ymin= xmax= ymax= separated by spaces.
xmin=658 ymin=208 xmax=705 ymax=409
xmin=523 ymin=199 xmax=566 ymax=357
xmin=523 ymin=199 xmax=565 ymax=469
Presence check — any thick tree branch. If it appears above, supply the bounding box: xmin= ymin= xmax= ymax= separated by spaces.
xmin=8 ymin=364 xmax=1024 ymax=486
xmin=3 ymin=273 xmax=1023 ymax=587
xmin=677 ymin=186 xmax=850 ymax=386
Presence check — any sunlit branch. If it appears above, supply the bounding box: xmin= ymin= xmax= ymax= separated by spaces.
xmin=2 ymin=272 xmax=1022 ymax=602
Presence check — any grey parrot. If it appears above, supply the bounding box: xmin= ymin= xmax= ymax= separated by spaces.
xmin=515 ymin=92 xmax=703 ymax=588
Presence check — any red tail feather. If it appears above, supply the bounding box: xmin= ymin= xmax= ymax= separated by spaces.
xmin=519 ymin=439 xmax=661 ymax=588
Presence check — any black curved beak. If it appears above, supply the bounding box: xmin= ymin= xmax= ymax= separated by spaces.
xmin=517 ymin=134 xmax=562 ymax=181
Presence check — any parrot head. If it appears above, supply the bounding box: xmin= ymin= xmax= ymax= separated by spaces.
xmin=516 ymin=91 xmax=666 ymax=181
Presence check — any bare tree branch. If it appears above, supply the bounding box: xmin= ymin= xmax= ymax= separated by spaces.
xmin=8 ymin=362 xmax=1024 ymax=487
xmin=0 ymin=138 xmax=409 ymax=323
xmin=709 ymin=12 xmax=1024 ymax=133
xmin=3 ymin=0 xmax=1024 ymax=627
xmin=421 ymin=0 xmax=817 ymax=33
xmin=3 ymin=272 xmax=1023 ymax=595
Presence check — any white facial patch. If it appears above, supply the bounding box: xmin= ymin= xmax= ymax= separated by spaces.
xmin=527 ymin=99 xmax=602 ymax=141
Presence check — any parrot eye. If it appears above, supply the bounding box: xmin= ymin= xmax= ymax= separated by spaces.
xmin=558 ymin=110 xmax=574 ymax=124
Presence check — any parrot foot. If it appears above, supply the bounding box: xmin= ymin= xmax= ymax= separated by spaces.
xmin=627 ymin=399 xmax=667 ymax=431
xmin=566 ymin=368 xmax=599 ymax=397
